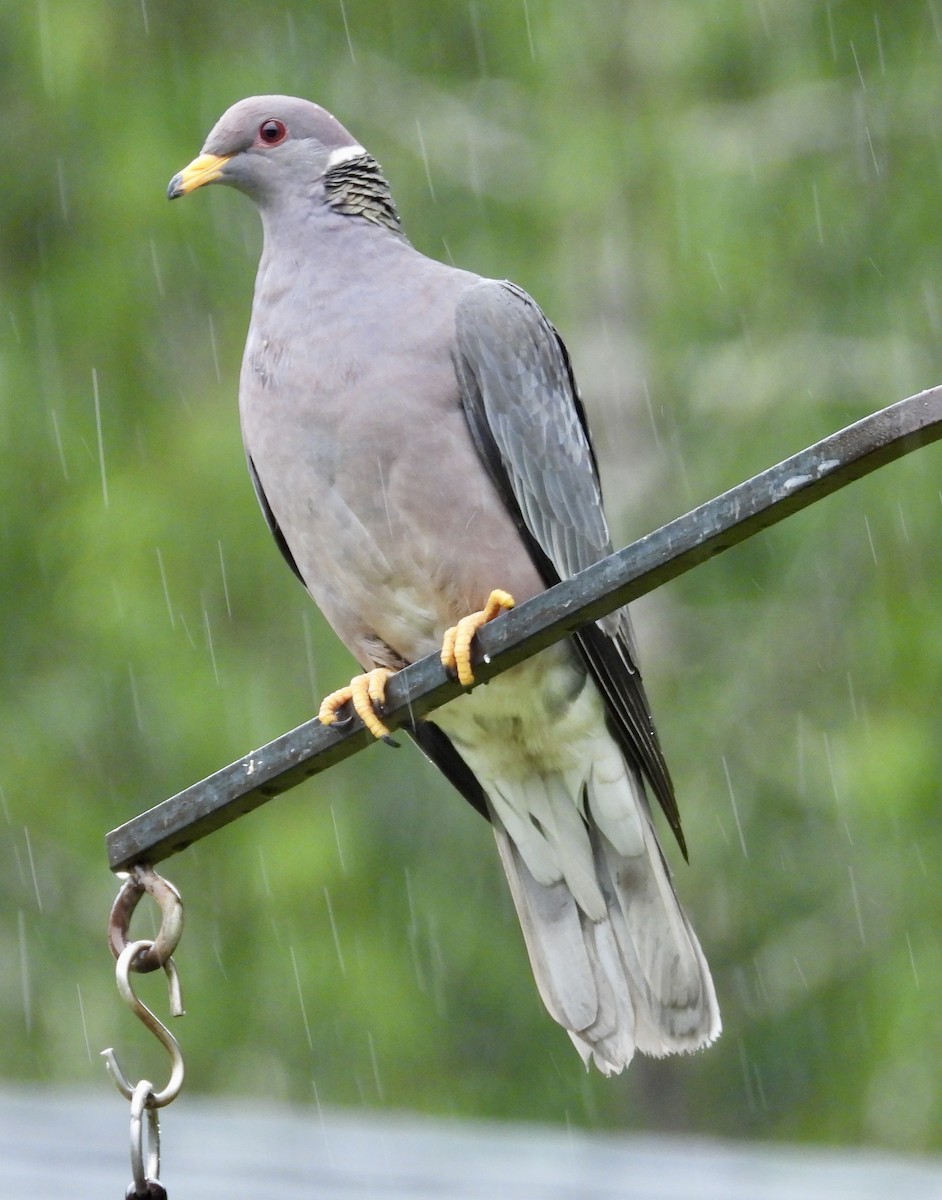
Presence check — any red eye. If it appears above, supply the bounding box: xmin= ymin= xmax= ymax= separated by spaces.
xmin=257 ymin=119 xmax=287 ymax=146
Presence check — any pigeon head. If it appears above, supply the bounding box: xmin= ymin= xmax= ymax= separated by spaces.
xmin=167 ymin=95 xmax=365 ymax=207
xmin=168 ymin=95 xmax=404 ymax=235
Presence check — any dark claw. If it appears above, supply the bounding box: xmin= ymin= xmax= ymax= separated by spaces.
xmin=380 ymin=734 xmax=401 ymax=748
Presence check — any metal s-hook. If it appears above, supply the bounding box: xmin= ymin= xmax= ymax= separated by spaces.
xmin=102 ymin=938 xmax=186 ymax=1108
xmin=104 ymin=866 xmax=186 ymax=1195
xmin=109 ymin=864 xmax=184 ymax=973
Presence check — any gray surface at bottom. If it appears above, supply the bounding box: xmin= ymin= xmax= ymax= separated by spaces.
xmin=2 ymin=1084 xmax=941 ymax=1199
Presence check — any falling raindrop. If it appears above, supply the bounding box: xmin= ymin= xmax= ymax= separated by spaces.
xmin=17 ymin=911 xmax=31 ymax=1033
xmin=149 ymin=238 xmax=164 ymax=297
xmin=49 ymin=409 xmax=69 ymax=479
xmin=710 ymin=810 xmax=735 ymax=855
xmin=203 ymin=599 xmax=220 ymax=683
xmin=218 ymin=540 xmax=232 ymax=617
xmin=329 ymin=804 xmax=347 ymax=874
xmin=873 ymin=13 xmax=886 ymax=76
xmin=811 ymin=181 xmax=824 ymax=244
xmin=468 ymin=2 xmax=488 ymax=74
xmin=207 ymin=314 xmax=221 ymax=384
xmin=366 ymin=1030 xmax=385 ymax=1101
xmin=846 ymin=864 xmax=866 ymax=945
xmin=522 ymin=0 xmax=536 ymax=60
xmin=795 ymin=711 xmax=807 ymax=797
xmin=896 ymin=500 xmax=910 ymax=542
xmin=76 ymin=983 xmax=93 ymax=1062
xmin=930 ymin=1 xmax=942 ymax=46
xmin=863 ymin=514 xmax=878 ymax=564
xmin=849 ymin=40 xmax=867 ymax=92
xmin=301 ymin=609 xmax=319 ymax=703
xmin=23 ymin=827 xmax=42 ymax=913
xmin=155 ymin=547 xmax=175 ymax=629
xmin=92 ymin=368 xmax=108 ymax=508
xmin=177 ymin=611 xmax=197 ymax=649
xmin=738 ymin=1039 xmax=757 ymax=1113
xmin=861 ymin=121 xmax=880 ymax=177
xmin=290 ymin=945 xmax=314 ymax=1050
xmin=323 ymin=886 xmax=346 ymax=976
xmin=404 ymin=866 xmax=427 ymax=992
xmin=127 ymin=661 xmax=144 ymax=731
xmin=822 ymin=730 xmax=845 ymax=815
xmin=415 ymin=119 xmax=436 ymax=202
xmin=284 ymin=10 xmax=298 ymax=56
xmin=311 ymin=1077 xmax=336 ymax=1167
xmin=640 ymin=378 xmax=662 ymax=447
xmin=338 ymin=0 xmax=356 ymax=64
xmin=212 ymin=939 xmax=230 ymax=982
xmin=372 ymin=455 xmax=394 ymax=542
xmin=904 ymin=931 xmax=920 ymax=988
xmin=258 ymin=846 xmax=272 ymax=898
xmin=824 ymin=3 xmax=838 ymax=59
xmin=705 ymin=250 xmax=726 ymax=295
xmin=721 ymin=755 xmax=748 ymax=858
xmin=846 ymin=671 xmax=858 ymax=721
xmin=55 ymin=158 xmax=69 ymax=221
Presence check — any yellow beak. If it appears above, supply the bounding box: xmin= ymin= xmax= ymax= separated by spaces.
xmin=167 ymin=153 xmax=232 ymax=199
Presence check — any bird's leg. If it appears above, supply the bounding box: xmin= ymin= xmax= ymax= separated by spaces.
xmin=318 ymin=667 xmax=396 ymax=741
xmin=441 ymin=588 xmax=515 ymax=687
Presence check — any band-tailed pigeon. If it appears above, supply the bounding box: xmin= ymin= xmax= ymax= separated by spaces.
xmin=168 ymin=96 xmax=720 ymax=1074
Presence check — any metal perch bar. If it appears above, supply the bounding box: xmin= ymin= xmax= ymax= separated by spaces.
xmin=106 ymin=384 xmax=942 ymax=872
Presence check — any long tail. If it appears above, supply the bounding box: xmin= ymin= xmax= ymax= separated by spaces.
xmin=488 ymin=765 xmax=720 ymax=1075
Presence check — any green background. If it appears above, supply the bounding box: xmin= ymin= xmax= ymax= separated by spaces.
xmin=2 ymin=0 xmax=941 ymax=1151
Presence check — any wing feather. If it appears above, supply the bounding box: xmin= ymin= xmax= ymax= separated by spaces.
xmin=453 ymin=279 xmax=686 ymax=855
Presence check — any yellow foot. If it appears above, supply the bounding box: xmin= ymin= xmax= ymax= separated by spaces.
xmin=441 ymin=589 xmax=515 ymax=687
xmin=318 ymin=667 xmax=395 ymax=740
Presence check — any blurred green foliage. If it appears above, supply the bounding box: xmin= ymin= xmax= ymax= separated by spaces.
xmin=2 ymin=0 xmax=942 ymax=1153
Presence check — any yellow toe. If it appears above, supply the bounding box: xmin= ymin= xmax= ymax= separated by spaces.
xmin=318 ymin=668 xmax=394 ymax=740
xmin=441 ymin=589 xmax=515 ymax=687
